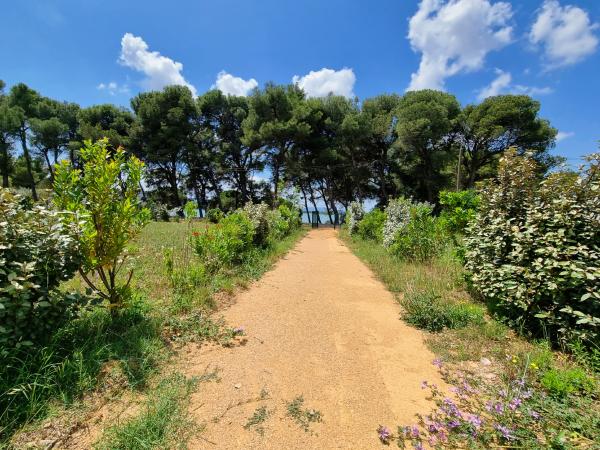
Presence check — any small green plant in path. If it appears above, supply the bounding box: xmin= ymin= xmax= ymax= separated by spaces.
xmin=244 ymin=405 xmax=270 ymax=435
xmin=96 ymin=372 xmax=199 ymax=450
xmin=53 ymin=138 xmax=150 ymax=313
xmin=286 ymin=396 xmax=322 ymax=432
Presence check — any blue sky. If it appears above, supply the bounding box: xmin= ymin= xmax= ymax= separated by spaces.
xmin=1 ymin=0 xmax=599 ymax=164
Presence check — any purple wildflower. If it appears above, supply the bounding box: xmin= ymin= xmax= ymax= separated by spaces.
xmin=529 ymin=410 xmax=541 ymax=420
xmin=421 ymin=380 xmax=428 ymax=389
xmin=509 ymin=398 xmax=522 ymax=411
xmin=377 ymin=425 xmax=391 ymax=443
xmin=432 ymin=358 xmax=443 ymax=368
xmin=522 ymin=389 xmax=533 ymax=399
xmin=447 ymin=420 xmax=461 ymax=429
xmin=410 ymin=426 xmax=420 ymax=439
xmin=427 ymin=421 xmax=443 ymax=433
xmin=413 ymin=443 xmax=424 ymax=450
xmin=495 ymin=424 xmax=514 ymax=441
xmin=233 ymin=326 xmax=245 ymax=335
xmin=487 ymin=401 xmax=505 ymax=414
xmin=467 ymin=414 xmax=482 ymax=428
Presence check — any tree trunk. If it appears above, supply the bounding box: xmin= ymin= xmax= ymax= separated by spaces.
xmin=379 ymin=150 xmax=388 ymax=205
xmin=272 ymin=162 xmax=280 ymax=206
xmin=20 ymin=129 xmax=37 ymax=200
xmin=300 ymin=184 xmax=310 ymax=224
xmin=42 ymin=150 xmax=55 ymax=183
xmin=0 ymin=144 xmax=10 ymax=188
xmin=308 ymin=189 xmax=321 ymax=224
xmin=318 ymin=182 xmax=333 ymax=224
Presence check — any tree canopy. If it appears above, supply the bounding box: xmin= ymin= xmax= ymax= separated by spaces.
xmin=0 ymin=79 xmax=560 ymax=213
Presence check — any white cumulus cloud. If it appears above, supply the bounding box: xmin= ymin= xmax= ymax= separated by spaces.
xmin=118 ymin=33 xmax=197 ymax=96
xmin=529 ymin=0 xmax=598 ymax=69
xmin=556 ymin=131 xmax=575 ymax=142
xmin=477 ymin=69 xmax=512 ymax=99
xmin=477 ymin=69 xmax=553 ymax=100
xmin=292 ymin=68 xmax=356 ymax=98
xmin=407 ymin=0 xmax=513 ymax=91
xmin=97 ymin=81 xmax=130 ymax=96
xmin=212 ymin=71 xmax=258 ymax=96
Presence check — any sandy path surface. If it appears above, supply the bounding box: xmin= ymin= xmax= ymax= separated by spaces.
xmin=181 ymin=229 xmax=444 ymax=450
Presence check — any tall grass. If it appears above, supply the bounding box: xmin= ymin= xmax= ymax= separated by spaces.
xmin=96 ymin=373 xmax=199 ymax=450
xmin=0 ymin=295 xmax=166 ymax=441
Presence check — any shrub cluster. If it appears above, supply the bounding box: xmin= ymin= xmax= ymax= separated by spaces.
xmin=357 ymin=208 xmax=386 ymax=243
xmin=349 ymin=197 xmax=446 ymax=262
xmin=0 ymin=189 xmax=82 ymax=352
xmin=194 ymin=202 xmax=301 ymax=271
xmin=382 ymin=198 xmax=411 ymax=248
xmin=465 ymin=149 xmax=600 ymax=347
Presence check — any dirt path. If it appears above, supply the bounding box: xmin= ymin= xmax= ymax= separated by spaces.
xmin=182 ymin=229 xmax=444 ymax=449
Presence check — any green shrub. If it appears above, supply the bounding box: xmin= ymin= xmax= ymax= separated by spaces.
xmin=193 ymin=211 xmax=255 ymax=271
xmin=267 ymin=209 xmax=288 ymax=241
xmin=438 ymin=190 xmax=480 ymax=235
xmin=278 ymin=203 xmax=301 ymax=231
xmin=206 ymin=208 xmax=224 ymax=224
xmin=540 ymin=367 xmax=596 ymax=398
xmin=183 ymin=201 xmax=198 ymax=219
xmin=401 ymin=290 xmax=485 ymax=332
xmin=465 ymin=149 xmax=600 ymax=346
xmin=148 ymin=201 xmax=170 ymax=222
xmin=357 ymin=208 xmax=385 ymax=242
xmin=0 ymin=189 xmax=82 ymax=352
xmin=390 ymin=204 xmax=446 ymax=262
xmin=53 ymin=139 xmax=150 ymax=313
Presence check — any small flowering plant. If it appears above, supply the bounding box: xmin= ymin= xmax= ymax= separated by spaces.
xmin=377 ymin=357 xmax=590 ymax=449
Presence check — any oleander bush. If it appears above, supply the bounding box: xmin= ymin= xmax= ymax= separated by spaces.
xmin=357 ymin=208 xmax=385 ymax=242
xmin=54 ymin=139 xmax=150 ymax=313
xmin=382 ymin=198 xmax=411 ymax=248
xmin=243 ymin=202 xmax=271 ymax=246
xmin=0 ymin=189 xmax=82 ymax=352
xmin=389 ymin=202 xmax=446 ymax=262
xmin=465 ymin=149 xmax=600 ymax=347
xmin=346 ymin=201 xmax=364 ymax=235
